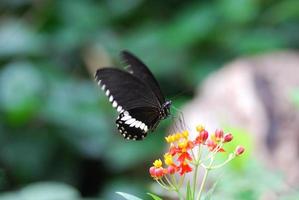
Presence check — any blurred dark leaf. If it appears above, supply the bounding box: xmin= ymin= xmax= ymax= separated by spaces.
xmin=217 ymin=0 xmax=259 ymax=24
xmin=263 ymin=0 xmax=299 ymax=24
xmin=103 ymin=134 xmax=164 ymax=171
xmin=0 ymin=62 xmax=44 ymax=124
xmin=0 ymin=131 xmax=55 ymax=182
xmin=0 ymin=20 xmax=44 ymax=58
xmin=41 ymin=80 xmax=111 ymax=158
xmin=106 ymin=0 xmax=143 ymax=17
xmin=162 ymin=4 xmax=217 ymax=48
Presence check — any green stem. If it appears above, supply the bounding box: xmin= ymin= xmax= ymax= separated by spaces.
xmin=178 ymin=174 xmax=185 ymax=188
xmin=170 ymin=175 xmax=183 ymax=200
xmin=196 ymin=157 xmax=214 ymax=200
xmin=175 ymin=188 xmax=184 ymax=200
xmin=203 ymin=142 xmax=223 ymax=162
xmin=156 ymin=179 xmax=173 ymax=191
xmin=192 ymin=146 xmax=202 ymax=199
xmin=164 ymin=175 xmax=176 ymax=189
xmin=209 ymin=154 xmax=235 ymax=170
xmin=193 ymin=163 xmax=199 ymax=199
xmin=171 ymin=174 xmax=178 ymax=188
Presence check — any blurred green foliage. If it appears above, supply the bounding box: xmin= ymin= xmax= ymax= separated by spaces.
xmin=0 ymin=0 xmax=298 ymax=199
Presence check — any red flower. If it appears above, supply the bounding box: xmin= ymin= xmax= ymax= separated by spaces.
xmin=177 ymin=152 xmax=192 ymax=163
xmin=169 ymin=145 xmax=180 ymax=156
xmin=149 ymin=167 xmax=165 ymax=178
xmin=179 ymin=162 xmax=192 ymax=175
xmin=167 ymin=165 xmax=177 ymax=174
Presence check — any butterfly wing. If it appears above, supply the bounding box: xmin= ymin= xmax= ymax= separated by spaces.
xmin=121 ymin=51 xmax=166 ymax=105
xmin=116 ymin=107 xmax=161 ymax=140
xmin=95 ymin=68 xmax=161 ymax=111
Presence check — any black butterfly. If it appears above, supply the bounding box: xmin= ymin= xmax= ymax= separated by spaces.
xmin=95 ymin=51 xmax=171 ymax=140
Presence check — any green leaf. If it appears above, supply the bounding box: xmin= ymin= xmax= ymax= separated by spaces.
xmin=186 ymin=181 xmax=193 ymax=200
xmin=147 ymin=193 xmax=163 ymax=200
xmin=116 ymin=192 xmax=143 ymax=200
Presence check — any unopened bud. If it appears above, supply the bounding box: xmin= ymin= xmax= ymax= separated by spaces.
xmin=223 ymin=133 xmax=233 ymax=143
xmin=215 ymin=129 xmax=224 ymax=141
xmin=235 ymin=146 xmax=245 ymax=156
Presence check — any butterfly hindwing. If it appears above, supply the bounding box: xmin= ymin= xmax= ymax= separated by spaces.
xmin=116 ymin=107 xmax=160 ymax=140
xmin=116 ymin=112 xmax=148 ymax=140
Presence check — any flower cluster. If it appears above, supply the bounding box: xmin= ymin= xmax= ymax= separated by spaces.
xmin=149 ymin=124 xmax=245 ymax=200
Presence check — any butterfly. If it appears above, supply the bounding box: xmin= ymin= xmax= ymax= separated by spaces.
xmin=95 ymin=50 xmax=171 ymax=140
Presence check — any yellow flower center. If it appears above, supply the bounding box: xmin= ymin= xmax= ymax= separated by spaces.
xmin=196 ymin=124 xmax=205 ymax=132
xmin=153 ymin=159 xmax=162 ymax=168
xmin=164 ymin=153 xmax=173 ymax=165
xmin=178 ymin=140 xmax=188 ymax=149
xmin=182 ymin=130 xmax=189 ymax=138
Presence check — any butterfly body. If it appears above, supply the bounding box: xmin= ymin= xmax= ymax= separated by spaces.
xmin=95 ymin=51 xmax=170 ymax=140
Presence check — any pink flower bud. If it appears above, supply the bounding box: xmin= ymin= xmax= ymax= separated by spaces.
xmin=167 ymin=165 xmax=176 ymax=174
xmin=200 ymin=130 xmax=209 ymax=142
xmin=235 ymin=146 xmax=245 ymax=156
xmin=149 ymin=167 xmax=156 ymax=176
xmin=215 ymin=129 xmax=224 ymax=140
xmin=223 ymin=133 xmax=233 ymax=143
xmin=155 ymin=168 xmax=164 ymax=177
xmin=195 ymin=130 xmax=209 ymax=144
xmin=206 ymin=139 xmax=217 ymax=151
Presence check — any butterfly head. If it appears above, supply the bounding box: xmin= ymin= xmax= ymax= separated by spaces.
xmin=161 ymin=100 xmax=172 ymax=119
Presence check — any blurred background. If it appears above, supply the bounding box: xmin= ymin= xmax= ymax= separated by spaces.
xmin=0 ymin=0 xmax=299 ymax=199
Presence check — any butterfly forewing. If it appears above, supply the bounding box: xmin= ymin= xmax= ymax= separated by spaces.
xmin=121 ymin=51 xmax=165 ymax=105
xmin=95 ymin=68 xmax=160 ymax=111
